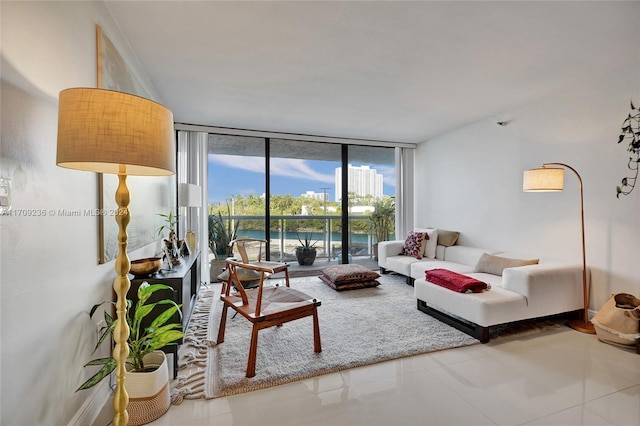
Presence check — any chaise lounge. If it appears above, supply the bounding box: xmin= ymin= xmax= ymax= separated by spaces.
xmin=378 ymin=228 xmax=585 ymax=342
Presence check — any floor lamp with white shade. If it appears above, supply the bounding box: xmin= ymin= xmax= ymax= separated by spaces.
xmin=523 ymin=163 xmax=595 ymax=334
xmin=56 ymin=88 xmax=176 ymax=425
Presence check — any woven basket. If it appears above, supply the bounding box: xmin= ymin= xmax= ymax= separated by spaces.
xmin=126 ymin=351 xmax=170 ymax=426
xmin=592 ymin=295 xmax=640 ymax=348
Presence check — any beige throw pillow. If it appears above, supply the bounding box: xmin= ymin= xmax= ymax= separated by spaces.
xmin=437 ymin=230 xmax=460 ymax=247
xmin=474 ymin=253 xmax=539 ymax=276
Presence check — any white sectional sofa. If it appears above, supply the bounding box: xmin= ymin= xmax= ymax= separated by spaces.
xmin=378 ymin=230 xmax=584 ymax=342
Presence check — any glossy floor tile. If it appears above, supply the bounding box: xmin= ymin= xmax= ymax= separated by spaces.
xmin=96 ymin=327 xmax=640 ymax=426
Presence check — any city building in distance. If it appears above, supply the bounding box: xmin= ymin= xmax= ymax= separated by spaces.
xmin=334 ymin=165 xmax=383 ymax=201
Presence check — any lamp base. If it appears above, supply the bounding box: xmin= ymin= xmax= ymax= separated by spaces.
xmin=567 ymin=319 xmax=596 ymax=334
xmin=186 ymin=231 xmax=196 ymax=253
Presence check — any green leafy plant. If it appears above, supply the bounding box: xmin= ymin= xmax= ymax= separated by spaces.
xmin=616 ymin=100 xmax=640 ymax=198
xmin=208 ymin=203 xmax=239 ymax=259
xmin=76 ymin=282 xmax=184 ymax=391
xmin=369 ymin=198 xmax=395 ymax=242
xmin=156 ymin=211 xmax=178 ymax=237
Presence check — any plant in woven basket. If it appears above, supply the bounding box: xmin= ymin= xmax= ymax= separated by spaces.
xmin=76 ymin=282 xmax=184 ymax=391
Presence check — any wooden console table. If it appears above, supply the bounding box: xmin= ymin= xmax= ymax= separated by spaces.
xmin=129 ymin=250 xmax=201 ymax=377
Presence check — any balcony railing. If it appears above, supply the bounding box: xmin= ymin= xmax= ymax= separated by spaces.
xmin=212 ymin=214 xmax=395 ymax=263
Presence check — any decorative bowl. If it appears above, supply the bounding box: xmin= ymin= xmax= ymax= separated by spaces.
xmin=129 ymin=257 xmax=162 ymax=277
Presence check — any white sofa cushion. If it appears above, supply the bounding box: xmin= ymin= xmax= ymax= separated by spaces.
xmin=385 ymin=255 xmax=425 ymax=277
xmin=443 ymin=246 xmax=496 ymax=267
xmin=410 ymin=259 xmax=475 ymax=279
xmin=414 ymin=278 xmax=527 ymax=327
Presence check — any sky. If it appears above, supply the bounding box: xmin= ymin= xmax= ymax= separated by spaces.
xmin=208 ymin=154 xmax=395 ymax=205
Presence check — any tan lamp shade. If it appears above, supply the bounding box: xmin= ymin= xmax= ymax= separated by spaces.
xmin=57 ymin=88 xmax=175 ymax=176
xmin=523 ymin=167 xmax=564 ymax=192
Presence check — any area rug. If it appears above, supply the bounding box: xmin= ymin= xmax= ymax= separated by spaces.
xmin=171 ymin=273 xmax=480 ymax=403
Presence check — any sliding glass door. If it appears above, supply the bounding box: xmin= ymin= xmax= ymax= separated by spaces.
xmin=346 ymin=145 xmax=396 ymax=265
xmin=269 ymin=139 xmax=342 ymax=263
xmin=207 ymin=135 xmax=265 ymax=261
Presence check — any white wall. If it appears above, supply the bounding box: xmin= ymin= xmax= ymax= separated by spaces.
xmin=416 ymin=59 xmax=640 ymax=311
xmin=1 ymin=2 xmax=163 ymax=424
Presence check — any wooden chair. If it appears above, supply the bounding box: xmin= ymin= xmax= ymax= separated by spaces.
xmin=217 ymin=239 xmax=322 ymax=377
xmin=223 ymin=238 xmax=290 ymax=290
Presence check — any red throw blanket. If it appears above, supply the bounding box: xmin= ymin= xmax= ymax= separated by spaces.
xmin=425 ymin=269 xmax=489 ymax=293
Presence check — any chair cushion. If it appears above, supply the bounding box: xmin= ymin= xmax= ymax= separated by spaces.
xmin=217 ymin=267 xmax=263 ymax=288
xmin=226 ymin=285 xmax=318 ymax=317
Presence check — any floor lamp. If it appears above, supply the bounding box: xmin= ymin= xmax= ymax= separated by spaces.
xmin=522 ymin=163 xmax=595 ymax=334
xmin=56 ymin=88 xmax=175 ymax=426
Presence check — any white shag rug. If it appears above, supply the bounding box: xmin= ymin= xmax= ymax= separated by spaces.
xmin=171 ymin=273 xmax=480 ymax=402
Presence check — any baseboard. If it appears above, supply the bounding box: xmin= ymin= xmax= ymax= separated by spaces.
xmin=67 ymin=379 xmax=111 ymax=426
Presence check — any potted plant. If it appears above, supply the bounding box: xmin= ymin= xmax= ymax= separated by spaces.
xmin=77 ymin=282 xmax=184 ymax=425
xmin=616 ymin=100 xmax=640 ymax=198
xmin=157 ymin=211 xmax=181 ymax=265
xmin=208 ymin=204 xmax=240 ymax=281
xmin=295 ymin=232 xmax=319 ymax=266
xmin=369 ymin=198 xmax=395 ymax=260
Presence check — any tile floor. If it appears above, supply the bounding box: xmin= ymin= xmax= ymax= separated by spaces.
xmin=98 ymin=326 xmax=640 ymax=425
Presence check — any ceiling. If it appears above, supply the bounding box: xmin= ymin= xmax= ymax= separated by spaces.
xmin=105 ymin=1 xmax=638 ymax=144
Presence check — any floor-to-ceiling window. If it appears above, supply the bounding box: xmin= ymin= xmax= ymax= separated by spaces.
xmin=201 ymin=128 xmax=410 ymax=272
xmin=269 ymin=139 xmax=342 ymax=263
xmin=207 ymin=134 xmax=266 ymax=262
xmin=346 ymin=145 xmax=396 ymax=263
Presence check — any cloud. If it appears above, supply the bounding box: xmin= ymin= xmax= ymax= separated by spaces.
xmin=208 ymin=154 xmax=334 ymax=183
xmin=209 ymin=154 xmax=264 ymax=173
xmin=270 ymin=158 xmax=334 ymax=183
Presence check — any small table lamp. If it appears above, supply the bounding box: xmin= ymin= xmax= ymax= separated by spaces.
xmin=178 ymin=183 xmax=202 ymax=252
xmin=523 ymin=163 xmax=595 ymax=334
xmin=56 ymin=88 xmax=175 ymax=426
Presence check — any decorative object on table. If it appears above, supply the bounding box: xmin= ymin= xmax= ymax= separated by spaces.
xmin=57 ymin=87 xmax=175 ymax=426
xmin=158 ymin=211 xmax=182 ymax=266
xmin=76 ymin=282 xmax=184 ymax=425
xmin=615 ymin=100 xmax=640 ymax=198
xmin=523 ymin=162 xmax=595 ymax=334
xmin=319 ymin=263 xmax=380 ymax=291
xmin=592 ymin=293 xmax=640 ymax=349
xmin=178 ymin=183 xmax=202 ymax=253
xmin=162 ymin=237 xmax=182 ymax=266
xmin=129 ymin=257 xmax=163 ymax=277
xmin=369 ymin=197 xmax=395 ymax=259
xmin=295 ymin=232 xmax=319 ymax=266
xmin=157 ymin=211 xmax=178 ymax=239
